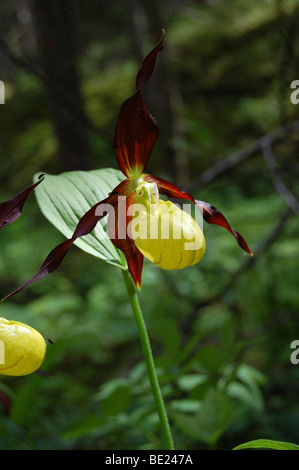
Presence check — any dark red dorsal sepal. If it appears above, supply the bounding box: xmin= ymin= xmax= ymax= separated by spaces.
xmin=114 ymin=33 xmax=165 ymax=178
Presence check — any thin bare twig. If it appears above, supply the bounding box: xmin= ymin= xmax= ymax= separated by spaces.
xmin=261 ymin=137 xmax=299 ymax=215
xmin=186 ymin=119 xmax=299 ymax=192
xmin=181 ymin=207 xmax=294 ymax=332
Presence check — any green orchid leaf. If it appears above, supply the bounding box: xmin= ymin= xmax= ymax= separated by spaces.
xmin=33 ymin=168 xmax=126 ymax=268
xmin=233 ymin=439 xmax=299 ymax=450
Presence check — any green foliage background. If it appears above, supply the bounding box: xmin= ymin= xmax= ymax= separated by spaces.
xmin=0 ymin=0 xmax=299 ymax=450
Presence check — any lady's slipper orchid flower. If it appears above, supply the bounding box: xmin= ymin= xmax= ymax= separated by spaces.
xmin=1 ymin=33 xmax=251 ymax=301
xmin=0 ymin=317 xmax=46 ymax=376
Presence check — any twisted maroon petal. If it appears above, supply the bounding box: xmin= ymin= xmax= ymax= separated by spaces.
xmin=1 ymin=193 xmax=120 ymax=302
xmin=1 ymin=239 xmax=74 ymax=301
xmin=195 ymin=200 xmax=252 ymax=255
xmin=0 ymin=177 xmax=44 ymax=229
xmin=144 ymin=174 xmax=252 ymax=256
xmin=143 ymin=174 xmax=194 ymax=202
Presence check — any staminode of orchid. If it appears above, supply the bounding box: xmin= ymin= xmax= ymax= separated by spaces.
xmin=1 ymin=32 xmax=252 ymax=301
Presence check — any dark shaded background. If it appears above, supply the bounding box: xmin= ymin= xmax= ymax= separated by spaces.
xmin=0 ymin=0 xmax=299 ymax=450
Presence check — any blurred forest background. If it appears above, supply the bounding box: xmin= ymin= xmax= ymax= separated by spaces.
xmin=0 ymin=0 xmax=299 ymax=450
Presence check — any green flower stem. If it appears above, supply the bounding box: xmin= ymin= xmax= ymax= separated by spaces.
xmin=122 ymin=268 xmax=174 ymax=450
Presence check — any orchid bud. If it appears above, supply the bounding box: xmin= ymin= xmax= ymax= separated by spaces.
xmin=0 ymin=317 xmax=46 ymax=376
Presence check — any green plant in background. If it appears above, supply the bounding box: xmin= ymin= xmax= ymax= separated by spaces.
xmin=0 ymin=32 xmax=297 ymax=450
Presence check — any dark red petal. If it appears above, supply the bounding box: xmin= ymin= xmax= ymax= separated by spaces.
xmin=145 ymin=174 xmax=252 ymax=256
xmin=0 ymin=177 xmax=44 ymax=229
xmin=1 ymin=239 xmax=74 ymax=301
xmin=195 ymin=200 xmax=253 ymax=255
xmin=143 ymin=174 xmax=194 ymax=203
xmin=114 ymin=33 xmax=165 ymax=178
xmin=72 ymin=193 xmax=119 ymax=239
xmin=107 ymin=192 xmax=143 ymax=288
xmin=1 ymin=193 xmax=119 ymax=302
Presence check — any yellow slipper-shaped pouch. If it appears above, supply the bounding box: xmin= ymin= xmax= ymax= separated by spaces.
xmin=131 ymin=189 xmax=206 ymax=270
xmin=0 ymin=317 xmax=46 ymax=376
